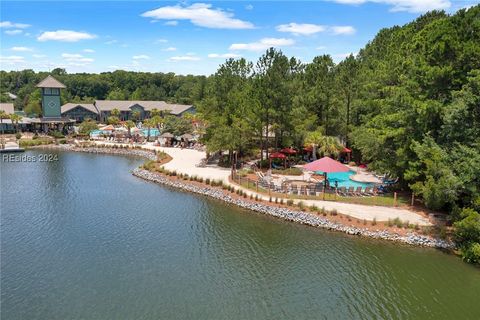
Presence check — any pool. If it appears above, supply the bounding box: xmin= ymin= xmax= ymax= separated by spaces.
xmin=142 ymin=128 xmax=160 ymax=136
xmin=316 ymin=170 xmax=373 ymax=189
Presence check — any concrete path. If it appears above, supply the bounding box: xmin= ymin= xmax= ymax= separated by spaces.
xmin=95 ymin=141 xmax=432 ymax=226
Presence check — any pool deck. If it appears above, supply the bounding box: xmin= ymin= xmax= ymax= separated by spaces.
xmin=94 ymin=141 xmax=432 ymax=226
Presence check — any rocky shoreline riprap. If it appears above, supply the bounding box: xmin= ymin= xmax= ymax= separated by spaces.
xmin=39 ymin=144 xmax=454 ymax=249
xmin=132 ymin=168 xmax=453 ymax=249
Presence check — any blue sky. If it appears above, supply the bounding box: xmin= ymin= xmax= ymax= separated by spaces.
xmin=1 ymin=1 xmax=477 ymax=75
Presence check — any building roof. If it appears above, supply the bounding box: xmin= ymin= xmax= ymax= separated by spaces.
xmin=36 ymin=75 xmax=66 ymax=88
xmin=61 ymin=103 xmax=99 ymax=114
xmin=94 ymin=100 xmax=194 ymax=115
xmin=0 ymin=103 xmax=14 ymax=115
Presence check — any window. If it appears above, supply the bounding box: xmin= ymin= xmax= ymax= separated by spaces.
xmin=51 ymin=88 xmax=59 ymax=95
xmin=44 ymin=88 xmax=51 ymax=95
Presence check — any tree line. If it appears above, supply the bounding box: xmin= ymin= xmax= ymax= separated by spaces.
xmin=1 ymin=6 xmax=479 ymax=263
xmin=198 ymin=7 xmax=480 ymax=263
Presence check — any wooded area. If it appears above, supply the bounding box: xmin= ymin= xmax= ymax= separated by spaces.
xmin=1 ymin=6 xmax=479 ymax=262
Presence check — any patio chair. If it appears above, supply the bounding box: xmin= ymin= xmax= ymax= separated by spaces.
xmin=363 ymin=186 xmax=373 ymax=196
xmin=299 ymin=186 xmax=307 ymax=196
xmin=347 ymin=187 xmax=355 ymax=196
xmin=354 ymin=186 xmax=363 ymax=196
xmin=290 ymin=185 xmax=298 ymax=195
xmin=337 ymin=186 xmax=347 ymax=197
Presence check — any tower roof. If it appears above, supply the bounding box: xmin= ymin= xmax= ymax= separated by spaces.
xmin=36 ymin=75 xmax=66 ymax=88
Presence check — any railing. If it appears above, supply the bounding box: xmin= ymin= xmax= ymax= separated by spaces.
xmin=231 ymin=172 xmax=413 ymax=208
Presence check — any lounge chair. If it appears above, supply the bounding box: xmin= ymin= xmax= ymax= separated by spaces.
xmin=363 ymin=186 xmax=373 ymax=196
xmin=290 ymin=185 xmax=298 ymax=195
xmin=315 ymin=185 xmax=324 ymax=196
xmin=272 ymin=163 xmax=282 ymax=169
xmin=347 ymin=186 xmax=355 ymax=196
xmin=354 ymin=186 xmax=363 ymax=196
xmin=337 ymin=186 xmax=347 ymax=197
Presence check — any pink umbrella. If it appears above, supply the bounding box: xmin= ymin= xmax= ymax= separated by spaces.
xmin=303 ymin=156 xmax=349 ymax=173
xmin=303 ymin=157 xmax=349 ymax=199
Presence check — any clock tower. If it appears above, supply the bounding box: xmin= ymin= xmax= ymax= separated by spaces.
xmin=36 ymin=75 xmax=66 ymax=118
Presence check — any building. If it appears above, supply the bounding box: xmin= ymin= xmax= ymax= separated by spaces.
xmin=35 ymin=75 xmax=75 ymax=132
xmin=0 ymin=103 xmax=14 ymax=115
xmin=61 ymin=100 xmax=195 ymax=123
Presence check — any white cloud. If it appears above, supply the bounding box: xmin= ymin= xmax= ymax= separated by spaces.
xmin=61 ymin=53 xmax=94 ymax=65
xmin=105 ymin=39 xmax=118 ymax=45
xmin=276 ymin=23 xmax=326 ymax=35
xmin=330 ymin=26 xmax=356 ymax=35
xmin=0 ymin=21 xmax=30 ymax=29
xmin=229 ymin=38 xmax=295 ymax=51
xmin=141 ymin=3 xmax=254 ymax=29
xmin=316 ymin=46 xmax=327 ymax=50
xmin=10 ymin=46 xmax=33 ymax=52
xmin=32 ymin=54 xmax=46 ymax=58
xmin=245 ymin=4 xmax=254 ymax=10
xmin=38 ymin=30 xmax=96 ymax=42
xmin=0 ymin=55 xmax=25 ymax=64
xmin=156 ymin=38 xmax=168 ymax=43
xmin=169 ymin=55 xmax=201 ymax=62
xmin=83 ymin=49 xmax=95 ymax=53
xmin=162 ymin=47 xmax=177 ymax=51
xmin=330 ymin=0 xmax=451 ymax=13
xmin=332 ymin=52 xmax=358 ymax=62
xmin=133 ymin=55 xmax=150 ymax=60
xmin=5 ymin=29 xmax=23 ymax=35
xmin=164 ymin=20 xmax=179 ymax=26
xmin=208 ymin=53 xmax=241 ymax=58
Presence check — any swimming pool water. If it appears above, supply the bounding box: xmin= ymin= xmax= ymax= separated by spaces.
xmin=316 ymin=170 xmax=373 ymax=189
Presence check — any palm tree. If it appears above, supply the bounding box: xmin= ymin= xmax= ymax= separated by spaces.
xmin=305 ymin=130 xmax=342 ymax=160
xmin=111 ymin=108 xmax=121 ymax=118
xmin=131 ymin=110 xmax=141 ymax=122
xmin=9 ymin=114 xmax=22 ymax=134
xmin=125 ymin=120 xmax=135 ymax=138
xmin=150 ymin=108 xmax=160 ymax=118
xmin=0 ymin=110 xmax=9 ymax=135
xmin=143 ymin=118 xmax=154 ymax=141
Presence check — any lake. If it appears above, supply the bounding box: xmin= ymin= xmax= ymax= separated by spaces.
xmin=1 ymin=150 xmax=479 ymax=319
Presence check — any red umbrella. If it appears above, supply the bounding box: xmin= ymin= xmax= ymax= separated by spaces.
xmin=280 ymin=147 xmax=297 ymax=155
xmin=270 ymin=152 xmax=286 ymax=159
xmin=342 ymin=147 xmax=352 ymax=153
xmin=269 ymin=152 xmax=286 ymax=169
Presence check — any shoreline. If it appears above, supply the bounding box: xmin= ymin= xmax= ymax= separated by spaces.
xmin=36 ymin=144 xmax=454 ymax=249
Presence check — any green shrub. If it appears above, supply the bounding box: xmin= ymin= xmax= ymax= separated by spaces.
xmin=298 ymin=201 xmax=305 ymax=211
xmin=393 ymin=217 xmax=403 ymax=228
xmin=286 ymin=199 xmax=294 ymax=206
xmin=461 ymin=243 xmax=480 ymax=264
xmin=48 ymin=131 xmax=65 ymax=139
xmin=372 ymin=218 xmax=377 ymax=226
xmin=272 ymin=167 xmax=303 ymax=176
xmin=330 ymin=209 xmax=338 ymax=216
xmin=15 ymin=132 xmax=22 ymax=140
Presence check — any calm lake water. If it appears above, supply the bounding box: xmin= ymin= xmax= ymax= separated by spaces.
xmin=1 ymin=150 xmax=479 ymax=320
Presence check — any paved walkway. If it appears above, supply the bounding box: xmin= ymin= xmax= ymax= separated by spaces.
xmin=95 ymin=141 xmax=432 ymax=226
